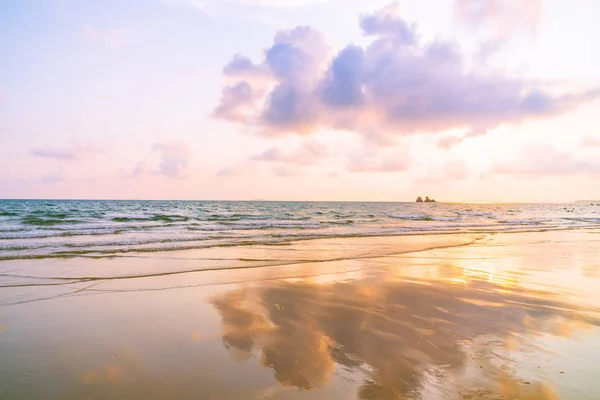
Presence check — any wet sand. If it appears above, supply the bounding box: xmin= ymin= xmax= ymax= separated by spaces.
xmin=1 ymin=230 xmax=600 ymax=399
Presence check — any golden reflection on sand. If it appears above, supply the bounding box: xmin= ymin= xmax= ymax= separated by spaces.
xmin=211 ymin=261 xmax=599 ymax=399
xmin=496 ymin=373 xmax=560 ymax=400
xmin=79 ymin=349 xmax=142 ymax=385
xmin=213 ymin=290 xmax=336 ymax=387
xmin=81 ymin=366 xmax=120 ymax=385
xmin=192 ymin=330 xmax=202 ymax=341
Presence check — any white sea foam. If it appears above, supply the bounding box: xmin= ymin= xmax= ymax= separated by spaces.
xmin=456 ymin=211 xmax=494 ymax=217
xmin=388 ymin=213 xmax=430 ymax=220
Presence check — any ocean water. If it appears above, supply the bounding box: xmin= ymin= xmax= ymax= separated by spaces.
xmin=0 ymin=199 xmax=599 ymax=260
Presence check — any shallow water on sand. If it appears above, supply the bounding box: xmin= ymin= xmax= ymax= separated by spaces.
xmin=1 ymin=230 xmax=600 ymax=399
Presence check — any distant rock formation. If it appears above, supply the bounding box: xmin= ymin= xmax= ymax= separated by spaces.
xmin=416 ymin=196 xmax=436 ymax=203
xmin=416 ymin=197 xmax=423 ymax=202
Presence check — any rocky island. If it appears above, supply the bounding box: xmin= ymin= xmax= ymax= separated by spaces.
xmin=416 ymin=196 xmax=436 ymax=203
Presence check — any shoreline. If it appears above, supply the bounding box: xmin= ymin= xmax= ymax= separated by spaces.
xmin=2 ymin=224 xmax=600 ymax=262
xmin=1 ymin=228 xmax=598 ymax=281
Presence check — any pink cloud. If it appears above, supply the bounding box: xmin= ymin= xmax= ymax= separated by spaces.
xmin=216 ymin=166 xmax=240 ymax=177
xmin=454 ymin=0 xmax=543 ymax=62
xmin=214 ymin=4 xmax=598 ymax=141
xmin=125 ymin=143 xmax=191 ymax=179
xmin=346 ymin=146 xmax=412 ymax=173
xmin=217 ymin=140 xmax=326 ymax=178
xmin=252 ymin=140 xmax=328 ymax=165
xmin=151 ymin=142 xmax=191 ymax=179
xmin=122 ymin=162 xmax=149 ymax=179
xmin=30 ymin=141 xmax=104 ymax=161
xmin=454 ymin=0 xmax=542 ymax=39
xmin=271 ymin=165 xmax=299 ymax=177
xmin=223 ymin=54 xmax=273 ymax=82
xmin=213 ymin=82 xmax=261 ymax=123
xmin=31 ymin=148 xmax=77 ymax=161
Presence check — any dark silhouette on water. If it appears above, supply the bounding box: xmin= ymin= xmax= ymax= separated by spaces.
xmin=416 ymin=196 xmax=436 ymax=202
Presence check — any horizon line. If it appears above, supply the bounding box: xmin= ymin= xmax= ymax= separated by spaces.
xmin=0 ymin=198 xmax=592 ymax=204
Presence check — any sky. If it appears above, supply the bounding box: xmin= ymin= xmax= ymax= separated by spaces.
xmin=1 ymin=0 xmax=599 ymax=202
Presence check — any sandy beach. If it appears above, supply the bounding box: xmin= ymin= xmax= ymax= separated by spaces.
xmin=1 ymin=229 xmax=599 ymax=399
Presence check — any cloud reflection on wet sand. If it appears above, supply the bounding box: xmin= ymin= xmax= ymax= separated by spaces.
xmin=212 ymin=265 xmax=598 ymax=399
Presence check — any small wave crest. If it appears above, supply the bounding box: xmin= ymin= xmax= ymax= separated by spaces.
xmin=220 ymin=220 xmax=322 ymax=229
xmin=112 ymin=214 xmax=189 ymax=223
xmin=456 ymin=211 xmax=494 ymax=217
xmin=388 ymin=213 xmax=431 ymax=220
xmin=388 ymin=213 xmax=457 ymax=222
xmin=563 ymin=217 xmax=600 ymax=223
xmin=499 ymin=219 xmax=547 ymax=225
xmin=21 ymin=216 xmax=83 ymax=226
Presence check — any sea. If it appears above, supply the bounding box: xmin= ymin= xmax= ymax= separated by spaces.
xmin=0 ymin=199 xmax=599 ymax=261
